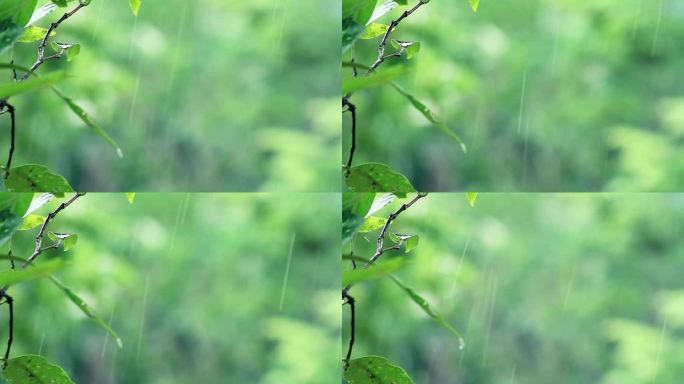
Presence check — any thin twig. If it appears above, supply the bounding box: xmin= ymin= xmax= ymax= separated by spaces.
xmin=368 ymin=1 xmax=427 ymax=73
xmin=0 ymin=291 xmax=13 ymax=367
xmin=342 ymin=97 xmax=357 ymax=173
xmin=0 ymin=101 xmax=15 ymax=179
xmin=21 ymin=3 xmax=87 ymax=81
xmin=342 ymin=289 xmax=356 ymax=368
xmin=23 ymin=192 xmax=86 ymax=269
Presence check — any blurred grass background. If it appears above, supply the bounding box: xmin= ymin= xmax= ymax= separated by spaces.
xmin=347 ymin=193 xmax=684 ymax=383
xmin=345 ymin=0 xmax=684 ymax=191
xmin=2 ymin=193 xmax=340 ymax=383
xmin=2 ymin=0 xmax=340 ymax=191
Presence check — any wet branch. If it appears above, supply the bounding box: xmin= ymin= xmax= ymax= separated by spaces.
xmin=0 ymin=101 xmax=15 ymax=179
xmin=24 ymin=193 xmax=86 ymax=268
xmin=342 ymin=97 xmax=357 ymax=174
xmin=342 ymin=193 xmax=427 ymax=367
xmin=368 ymin=0 xmax=427 ymax=73
xmin=0 ymin=193 xmax=85 ymax=364
xmin=22 ymin=2 xmax=87 ymax=81
xmin=342 ymin=0 xmax=428 ymax=171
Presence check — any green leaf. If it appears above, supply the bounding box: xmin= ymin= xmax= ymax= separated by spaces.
xmin=344 ymin=356 xmax=414 ymax=384
xmin=51 ymin=88 xmax=123 ymax=157
xmin=342 ymin=65 xmax=407 ymax=94
xmin=17 ymin=214 xmax=45 ymax=230
xmin=342 ymin=258 xmax=405 ymax=286
xmin=17 ymin=25 xmax=52 ymax=43
xmin=358 ymin=216 xmax=387 ymax=233
xmin=342 ymin=17 xmax=365 ymax=54
xmin=50 ymin=0 xmax=67 ymax=7
xmin=51 ymin=42 xmax=80 ymax=61
xmin=360 ymin=23 xmax=388 ymax=39
xmin=406 ymin=42 xmax=421 ymax=59
xmin=49 ymin=276 xmax=123 ymax=348
xmin=0 ymin=70 xmax=64 ymax=99
xmin=0 ymin=18 xmax=23 ymax=54
xmin=0 ymin=259 xmax=64 ymax=287
xmin=389 ymin=275 xmax=464 ymax=349
xmin=1 ymin=355 xmax=74 ymax=384
xmin=345 ymin=163 xmax=416 ymax=196
xmin=343 ymin=0 xmax=377 ymax=25
xmin=405 ymin=235 xmax=419 ymax=253
xmin=391 ymin=83 xmax=467 ymax=153
xmin=0 ymin=192 xmax=33 ymax=216
xmin=129 ymin=0 xmax=141 ymax=15
xmin=466 ymin=192 xmax=478 ymax=207
xmin=62 ymin=234 xmax=77 ymax=251
xmin=342 ymin=192 xmax=375 ymax=244
xmin=125 ymin=192 xmax=135 ymax=204
xmin=5 ymin=164 xmax=74 ymax=195
xmin=0 ymin=207 xmax=22 ymax=246
xmin=469 ymin=0 xmax=480 ymax=12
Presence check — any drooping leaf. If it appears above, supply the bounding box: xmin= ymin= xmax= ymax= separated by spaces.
xmin=0 ymin=70 xmax=64 ymax=99
xmin=125 ymin=192 xmax=135 ymax=204
xmin=17 ymin=214 xmax=45 ymax=230
xmin=0 ymin=259 xmax=64 ymax=287
xmin=389 ymin=275 xmax=464 ymax=349
xmin=0 ymin=207 xmax=22 ymax=246
xmin=342 ymin=258 xmax=405 ymax=286
xmin=129 ymin=0 xmax=141 ymax=16
xmin=344 ymin=356 xmax=414 ymax=384
xmin=62 ymin=233 xmax=77 ymax=251
xmin=27 ymin=3 xmax=57 ymax=26
xmin=391 ymin=83 xmax=467 ymax=153
xmin=466 ymin=192 xmax=478 ymax=207
xmin=359 ymin=22 xmax=388 ymax=39
xmin=358 ymin=216 xmax=387 ymax=233
xmin=24 ymin=193 xmax=54 ymax=216
xmin=1 ymin=355 xmax=74 ymax=384
xmin=345 ymin=163 xmax=415 ymax=196
xmin=51 ymin=88 xmax=123 ymax=157
xmin=405 ymin=235 xmax=419 ymax=253
xmin=4 ymin=164 xmax=74 ymax=195
xmin=342 ymin=65 xmax=407 ymax=94
xmin=342 ymin=192 xmax=375 ymax=244
xmin=366 ymin=193 xmax=395 ymax=217
xmin=50 ymin=276 xmax=123 ymax=348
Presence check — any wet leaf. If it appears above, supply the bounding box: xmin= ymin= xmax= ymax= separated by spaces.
xmin=358 ymin=216 xmax=387 ymax=233
xmin=0 ymin=259 xmax=64 ymax=287
xmin=391 ymin=83 xmax=467 ymax=153
xmin=345 ymin=163 xmax=415 ymax=196
xmin=1 ymin=355 xmax=74 ymax=384
xmin=466 ymin=192 xmax=478 ymax=207
xmin=0 ymin=70 xmax=64 ymax=99
xmin=17 ymin=214 xmax=45 ymax=230
xmin=4 ymin=164 xmax=74 ymax=195
xmin=50 ymin=276 xmax=123 ymax=348
xmin=344 ymin=356 xmax=414 ymax=384
xmin=342 ymin=258 xmax=405 ymax=286
xmin=389 ymin=275 xmax=464 ymax=349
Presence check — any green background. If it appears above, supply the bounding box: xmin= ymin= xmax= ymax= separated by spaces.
xmin=345 ymin=0 xmax=684 ymax=191
xmin=346 ymin=193 xmax=684 ymax=383
xmin=3 ymin=0 xmax=340 ymax=191
xmin=2 ymin=193 xmax=340 ymax=383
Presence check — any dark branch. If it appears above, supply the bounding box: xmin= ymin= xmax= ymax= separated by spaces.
xmin=21 ymin=3 xmax=87 ymax=81
xmin=342 ymin=289 xmax=356 ymax=368
xmin=0 ymin=291 xmax=13 ymax=367
xmin=0 ymin=101 xmax=15 ymax=179
xmin=368 ymin=1 xmax=427 ymax=73
xmin=23 ymin=193 xmax=86 ymax=269
xmin=342 ymin=97 xmax=357 ymax=173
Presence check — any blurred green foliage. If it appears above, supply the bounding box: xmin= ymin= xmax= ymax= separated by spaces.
xmin=2 ymin=0 xmax=339 ymax=191
xmin=2 ymin=193 xmax=340 ymax=383
xmin=347 ymin=193 xmax=684 ymax=383
xmin=345 ymin=0 xmax=684 ymax=191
